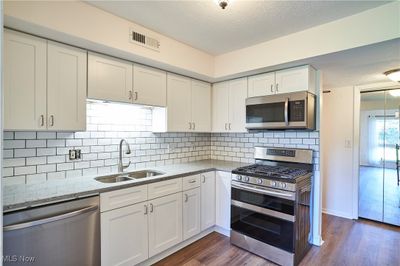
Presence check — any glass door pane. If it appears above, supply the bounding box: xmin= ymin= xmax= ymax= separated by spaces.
xmin=383 ymin=90 xmax=400 ymax=226
xmin=359 ymin=91 xmax=385 ymax=222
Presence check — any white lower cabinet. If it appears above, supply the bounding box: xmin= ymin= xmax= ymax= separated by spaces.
xmin=101 ymin=203 xmax=149 ymax=266
xmin=148 ymin=192 xmax=183 ymax=257
xmin=215 ymin=171 xmax=231 ymax=231
xmin=183 ymin=188 xmax=201 ymax=240
xmin=200 ymin=172 xmax=216 ymax=230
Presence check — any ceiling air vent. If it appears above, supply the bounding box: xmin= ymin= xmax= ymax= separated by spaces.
xmin=129 ymin=29 xmax=160 ymax=52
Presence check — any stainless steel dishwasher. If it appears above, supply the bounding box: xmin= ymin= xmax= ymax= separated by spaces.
xmin=3 ymin=196 xmax=100 ymax=266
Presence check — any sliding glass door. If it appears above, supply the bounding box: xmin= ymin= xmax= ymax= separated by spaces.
xmin=359 ymin=89 xmax=400 ymax=226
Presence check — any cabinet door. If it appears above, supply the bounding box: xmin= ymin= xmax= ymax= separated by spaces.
xmin=228 ymin=78 xmax=248 ymax=132
xmin=183 ymin=188 xmax=201 ymax=240
xmin=148 ymin=192 xmax=183 ymax=257
xmin=167 ymin=73 xmax=191 ymax=132
xmin=101 ymin=203 xmax=148 ymax=266
xmin=248 ymin=72 xmax=275 ymax=97
xmin=133 ymin=64 xmax=166 ymax=107
xmin=200 ymin=172 xmax=216 ymax=231
xmin=88 ymin=52 xmax=133 ymax=103
xmin=4 ymin=30 xmax=47 ymax=130
xmin=191 ymin=80 xmax=211 ymax=132
xmin=275 ymin=65 xmax=310 ymax=94
xmin=212 ymin=81 xmax=230 ymax=132
xmin=47 ymin=42 xmax=87 ymax=131
xmin=215 ymin=171 xmax=231 ymax=231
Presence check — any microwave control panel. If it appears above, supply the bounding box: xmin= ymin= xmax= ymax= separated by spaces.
xmin=289 ymin=100 xmax=305 ymax=121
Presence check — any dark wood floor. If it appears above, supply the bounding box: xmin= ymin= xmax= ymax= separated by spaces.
xmin=154 ymin=214 xmax=400 ymax=266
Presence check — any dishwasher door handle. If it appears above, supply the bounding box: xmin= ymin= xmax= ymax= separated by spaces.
xmin=3 ymin=205 xmax=98 ymax=232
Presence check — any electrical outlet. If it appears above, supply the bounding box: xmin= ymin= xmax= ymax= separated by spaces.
xmin=69 ymin=150 xmax=76 ymax=160
xmin=76 ymin=149 xmax=81 ymax=159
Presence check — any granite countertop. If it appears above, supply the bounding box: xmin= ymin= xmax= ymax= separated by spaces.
xmin=3 ymin=160 xmax=248 ymax=212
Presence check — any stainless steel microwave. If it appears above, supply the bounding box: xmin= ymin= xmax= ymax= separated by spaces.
xmin=245 ymin=91 xmax=316 ymax=130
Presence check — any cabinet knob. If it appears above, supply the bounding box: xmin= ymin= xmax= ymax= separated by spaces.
xmin=128 ymin=90 xmax=133 ymax=100
xmin=49 ymin=115 xmax=54 ymax=127
xmin=40 ymin=115 xmax=45 ymax=127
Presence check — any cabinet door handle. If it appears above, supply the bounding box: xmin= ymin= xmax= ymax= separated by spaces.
xmin=225 ymin=123 xmax=227 ymax=130
xmin=276 ymin=83 xmax=279 ymax=92
xmin=144 ymin=205 xmax=148 ymax=215
xmin=189 ymin=122 xmax=192 ymax=130
xmin=270 ymin=84 xmax=274 ymax=93
xmin=149 ymin=203 xmax=153 ymax=213
xmin=49 ymin=115 xmax=54 ymax=127
xmin=129 ymin=90 xmax=133 ymax=100
xmin=184 ymin=194 xmax=188 ymax=202
xmin=193 ymin=122 xmax=195 ymax=130
xmin=40 ymin=115 xmax=45 ymax=127
xmin=202 ymin=175 xmax=206 ymax=183
xmin=229 ymin=123 xmax=231 ymax=130
xmin=189 ymin=179 xmax=196 ymax=183
xmin=135 ymin=91 xmax=138 ymax=100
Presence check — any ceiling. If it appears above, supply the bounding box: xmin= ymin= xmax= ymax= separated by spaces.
xmin=87 ymin=0 xmax=390 ymax=55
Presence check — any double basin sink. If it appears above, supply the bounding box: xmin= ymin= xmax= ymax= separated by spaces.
xmin=95 ymin=170 xmax=165 ymax=183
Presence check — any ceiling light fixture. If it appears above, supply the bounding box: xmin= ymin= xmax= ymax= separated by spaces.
xmin=384 ymin=68 xmax=400 ymax=82
xmin=218 ymin=0 xmax=228 ymax=9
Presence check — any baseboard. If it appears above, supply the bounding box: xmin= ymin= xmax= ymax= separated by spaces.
xmin=213 ymin=225 xmax=231 ymax=237
xmin=322 ymin=208 xmax=354 ymax=220
xmin=138 ymin=227 xmax=215 ymax=266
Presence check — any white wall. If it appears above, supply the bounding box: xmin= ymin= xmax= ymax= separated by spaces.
xmin=322 ymin=86 xmax=355 ymax=219
xmin=3 ymin=1 xmax=214 ymax=81
xmin=214 ymin=1 xmax=400 ymax=78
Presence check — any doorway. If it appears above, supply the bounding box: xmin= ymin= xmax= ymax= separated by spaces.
xmin=359 ymin=89 xmax=400 ymax=226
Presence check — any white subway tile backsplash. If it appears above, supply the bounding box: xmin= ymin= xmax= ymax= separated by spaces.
xmin=3 ymin=102 xmax=319 ymax=184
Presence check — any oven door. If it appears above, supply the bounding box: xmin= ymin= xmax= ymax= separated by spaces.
xmin=245 ymin=91 xmax=314 ymax=130
xmin=231 ymin=183 xmax=295 ymax=252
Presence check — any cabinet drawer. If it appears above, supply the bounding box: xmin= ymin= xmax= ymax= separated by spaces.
xmin=148 ymin=178 xmax=182 ymax=199
xmin=182 ymin=174 xmax=200 ymax=190
xmin=100 ymin=185 xmax=148 ymax=212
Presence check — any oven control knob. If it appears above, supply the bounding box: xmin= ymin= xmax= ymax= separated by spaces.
xmin=257 ymin=179 xmax=263 ymax=184
xmin=244 ymin=176 xmax=250 ymax=182
xmin=282 ymin=183 xmax=287 ymax=188
xmin=236 ymin=175 xmax=242 ymax=181
xmin=272 ymin=181 xmax=277 ymax=187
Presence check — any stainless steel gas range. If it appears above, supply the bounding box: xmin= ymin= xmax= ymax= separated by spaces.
xmin=230 ymin=147 xmax=313 ymax=266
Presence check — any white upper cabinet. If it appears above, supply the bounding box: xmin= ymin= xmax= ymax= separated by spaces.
xmin=47 ymin=42 xmax=87 ymax=131
xmin=248 ymin=65 xmax=316 ymax=97
xmin=275 ymin=65 xmax=316 ymax=94
xmin=4 ymin=30 xmax=86 ymax=131
xmin=88 ymin=52 xmax=133 ymax=103
xmin=4 ymin=30 xmax=47 ymax=130
xmin=165 ymin=73 xmax=192 ymax=132
xmin=200 ymin=172 xmax=216 ymax=231
xmin=212 ymin=82 xmax=230 ymax=132
xmin=133 ymin=64 xmax=166 ymax=107
xmin=182 ymin=188 xmax=201 ymax=240
xmin=191 ymin=80 xmax=211 ymax=132
xmin=248 ymin=72 xmax=275 ymax=97
xmin=212 ymin=78 xmax=247 ymax=133
xmin=153 ymin=73 xmax=211 ymax=132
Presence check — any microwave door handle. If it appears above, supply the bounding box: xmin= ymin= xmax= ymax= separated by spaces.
xmin=284 ymin=97 xmax=289 ymax=126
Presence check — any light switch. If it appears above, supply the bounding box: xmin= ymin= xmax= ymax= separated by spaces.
xmin=345 ymin=140 xmax=352 ymax=149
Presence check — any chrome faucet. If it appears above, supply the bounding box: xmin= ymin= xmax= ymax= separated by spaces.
xmin=118 ymin=139 xmax=131 ymax=172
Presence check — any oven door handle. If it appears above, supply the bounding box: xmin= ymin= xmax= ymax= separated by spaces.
xmin=231 ymin=182 xmax=295 ymax=201
xmin=231 ymin=200 xmax=295 ymax=222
